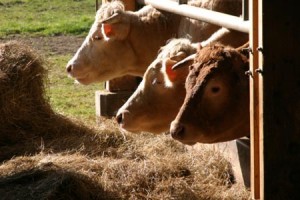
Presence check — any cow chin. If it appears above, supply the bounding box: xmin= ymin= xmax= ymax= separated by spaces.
xmin=121 ymin=123 xmax=168 ymax=135
xmin=170 ymin=121 xmax=204 ymax=145
xmin=75 ymin=77 xmax=93 ymax=85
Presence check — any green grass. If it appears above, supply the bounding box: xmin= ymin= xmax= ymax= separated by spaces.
xmin=47 ymin=55 xmax=103 ymax=121
xmin=1 ymin=0 xmax=105 ymax=121
xmin=0 ymin=0 xmax=96 ymax=37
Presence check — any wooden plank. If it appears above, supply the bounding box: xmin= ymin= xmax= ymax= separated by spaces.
xmin=249 ymin=0 xmax=260 ymax=199
xmin=260 ymin=0 xmax=300 ymax=199
xmin=95 ymin=91 xmax=133 ymax=117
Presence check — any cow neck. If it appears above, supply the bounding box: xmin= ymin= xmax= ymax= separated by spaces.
xmin=127 ymin=12 xmax=180 ymax=75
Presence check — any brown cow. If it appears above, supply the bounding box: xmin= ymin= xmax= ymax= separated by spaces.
xmin=170 ymin=43 xmax=249 ymax=144
xmin=66 ymin=0 xmax=247 ymax=84
xmin=116 ymin=36 xmax=248 ymax=133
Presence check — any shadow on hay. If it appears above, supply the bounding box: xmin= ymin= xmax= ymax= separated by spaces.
xmin=0 ymin=41 xmax=126 ymax=162
xmin=0 ymin=41 xmax=251 ymax=200
xmin=0 ymin=162 xmax=119 ymax=200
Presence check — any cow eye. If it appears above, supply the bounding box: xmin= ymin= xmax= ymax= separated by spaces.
xmin=94 ymin=35 xmax=102 ymax=40
xmin=211 ymin=86 xmax=220 ymax=93
xmin=152 ymin=78 xmax=162 ymax=85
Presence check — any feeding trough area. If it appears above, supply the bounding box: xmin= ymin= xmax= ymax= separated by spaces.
xmin=1 ymin=0 xmax=300 ymax=199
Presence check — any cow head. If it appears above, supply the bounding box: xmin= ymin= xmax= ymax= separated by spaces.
xmin=170 ymin=43 xmax=250 ymax=144
xmin=116 ymin=39 xmax=197 ymax=134
xmin=66 ymin=1 xmax=137 ymax=84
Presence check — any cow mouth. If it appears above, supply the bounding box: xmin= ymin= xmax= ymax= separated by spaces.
xmin=73 ymin=74 xmax=92 ymax=85
xmin=75 ymin=77 xmax=90 ymax=85
xmin=116 ymin=111 xmax=139 ymax=133
xmin=118 ymin=123 xmax=140 ymax=133
xmin=177 ymin=140 xmax=197 ymax=146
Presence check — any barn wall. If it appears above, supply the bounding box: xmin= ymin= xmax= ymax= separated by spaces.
xmin=261 ymin=0 xmax=300 ymax=199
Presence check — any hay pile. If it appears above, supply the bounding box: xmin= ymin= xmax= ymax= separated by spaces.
xmin=0 ymin=41 xmax=250 ymax=199
xmin=0 ymin=41 xmax=110 ymax=161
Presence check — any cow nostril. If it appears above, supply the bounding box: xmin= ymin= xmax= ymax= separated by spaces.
xmin=171 ymin=123 xmax=185 ymax=139
xmin=66 ymin=64 xmax=73 ymax=73
xmin=116 ymin=113 xmax=123 ymax=125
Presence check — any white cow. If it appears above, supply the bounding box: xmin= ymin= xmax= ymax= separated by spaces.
xmin=66 ymin=0 xmax=247 ymax=84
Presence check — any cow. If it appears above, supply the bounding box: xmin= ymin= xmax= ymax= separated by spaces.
xmin=116 ymin=38 xmax=197 ymax=133
xmin=169 ymin=43 xmax=250 ymax=145
xmin=116 ymin=35 xmax=248 ymax=134
xmin=66 ymin=0 xmax=247 ymax=85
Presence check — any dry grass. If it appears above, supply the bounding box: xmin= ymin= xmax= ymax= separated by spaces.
xmin=0 ymin=41 xmax=250 ymax=199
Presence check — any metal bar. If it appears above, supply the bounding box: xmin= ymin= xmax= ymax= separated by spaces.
xmin=137 ymin=0 xmax=249 ymax=33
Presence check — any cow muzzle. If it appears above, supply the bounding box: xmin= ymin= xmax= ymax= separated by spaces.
xmin=170 ymin=121 xmax=196 ymax=145
xmin=116 ymin=110 xmax=132 ymax=130
xmin=170 ymin=121 xmax=185 ymax=140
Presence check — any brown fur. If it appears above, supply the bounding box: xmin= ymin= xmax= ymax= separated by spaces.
xmin=170 ymin=43 xmax=250 ymax=144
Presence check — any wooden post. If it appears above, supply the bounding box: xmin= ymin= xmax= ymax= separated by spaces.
xmin=96 ymin=0 xmax=139 ymax=117
xmin=259 ymin=0 xmax=300 ymax=199
xmin=249 ymin=0 xmax=260 ymax=199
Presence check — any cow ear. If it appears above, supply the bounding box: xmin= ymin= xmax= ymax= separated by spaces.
xmin=102 ymin=23 xmax=113 ymax=37
xmin=101 ymin=12 xmax=130 ymax=40
xmin=101 ymin=12 xmax=122 ymax=24
xmin=164 ymin=58 xmax=190 ymax=84
xmin=165 ymin=58 xmax=178 ymax=82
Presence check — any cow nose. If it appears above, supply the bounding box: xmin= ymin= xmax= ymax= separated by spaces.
xmin=116 ymin=112 xmax=124 ymax=125
xmin=66 ymin=64 xmax=73 ymax=73
xmin=170 ymin=122 xmax=185 ymax=140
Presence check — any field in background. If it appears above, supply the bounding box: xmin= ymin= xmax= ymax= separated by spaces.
xmin=0 ymin=0 xmax=103 ymax=122
xmin=0 ymin=0 xmax=95 ymax=37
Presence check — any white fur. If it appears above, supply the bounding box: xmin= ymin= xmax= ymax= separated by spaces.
xmin=161 ymin=59 xmax=175 ymax=88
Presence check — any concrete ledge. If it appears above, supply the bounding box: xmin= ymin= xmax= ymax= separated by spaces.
xmin=190 ymin=137 xmax=250 ymax=188
xmin=95 ymin=90 xmax=133 ymax=117
xmin=214 ymin=137 xmax=250 ymax=188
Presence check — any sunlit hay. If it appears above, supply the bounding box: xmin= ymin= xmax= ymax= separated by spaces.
xmin=0 ymin=138 xmax=250 ymax=199
xmin=0 ymin=41 xmax=52 ymax=134
xmin=0 ymin=153 xmax=119 ymax=200
xmin=0 ymin=41 xmax=131 ymax=162
xmin=98 ymin=128 xmax=250 ymax=199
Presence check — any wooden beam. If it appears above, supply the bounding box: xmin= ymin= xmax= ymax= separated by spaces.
xmin=260 ymin=0 xmax=300 ymax=199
